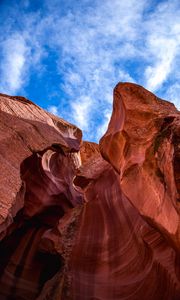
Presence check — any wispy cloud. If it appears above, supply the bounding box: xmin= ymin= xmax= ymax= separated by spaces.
xmin=48 ymin=105 xmax=59 ymax=115
xmin=50 ymin=0 xmax=179 ymax=137
xmin=0 ymin=0 xmax=179 ymax=141
xmin=46 ymin=0 xmax=145 ymax=137
xmin=165 ymin=83 xmax=180 ymax=110
xmin=144 ymin=1 xmax=180 ymax=92
xmin=97 ymin=109 xmax=112 ymax=140
xmin=0 ymin=34 xmax=30 ymax=94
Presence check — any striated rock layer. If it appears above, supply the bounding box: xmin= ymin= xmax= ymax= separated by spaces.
xmin=0 ymin=84 xmax=179 ymax=300
xmin=0 ymin=93 xmax=83 ymax=299
xmin=99 ymin=83 xmax=180 ymax=251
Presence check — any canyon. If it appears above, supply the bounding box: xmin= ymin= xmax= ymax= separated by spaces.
xmin=0 ymin=82 xmax=179 ymax=299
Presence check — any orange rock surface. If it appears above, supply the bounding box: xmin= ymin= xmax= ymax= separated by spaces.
xmin=0 ymin=84 xmax=179 ymax=300
xmin=100 ymin=83 xmax=180 ymax=251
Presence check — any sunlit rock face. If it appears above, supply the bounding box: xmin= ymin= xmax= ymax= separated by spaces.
xmin=99 ymin=83 xmax=180 ymax=251
xmin=0 ymin=84 xmax=179 ymax=300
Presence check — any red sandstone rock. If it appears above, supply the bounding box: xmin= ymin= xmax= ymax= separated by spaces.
xmin=63 ymin=157 xmax=180 ymax=300
xmin=100 ymin=83 xmax=180 ymax=251
xmin=80 ymin=141 xmax=99 ymax=163
xmin=0 ymin=84 xmax=179 ymax=300
xmin=0 ymin=93 xmax=82 ymax=238
xmin=0 ymin=93 xmax=83 ymax=299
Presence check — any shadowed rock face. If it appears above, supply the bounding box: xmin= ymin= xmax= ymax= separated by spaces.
xmin=0 ymin=93 xmax=82 ymax=240
xmin=0 ymin=93 xmax=83 ymax=299
xmin=0 ymin=84 xmax=179 ymax=300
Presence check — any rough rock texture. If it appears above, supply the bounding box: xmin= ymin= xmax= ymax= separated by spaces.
xmin=0 ymin=93 xmax=82 ymax=238
xmin=0 ymin=83 xmax=179 ymax=300
xmin=0 ymin=93 xmax=83 ymax=299
xmin=100 ymin=83 xmax=180 ymax=251
xmin=80 ymin=141 xmax=99 ymax=163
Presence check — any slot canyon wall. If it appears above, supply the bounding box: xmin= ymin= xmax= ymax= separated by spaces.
xmin=0 ymin=82 xmax=179 ymax=300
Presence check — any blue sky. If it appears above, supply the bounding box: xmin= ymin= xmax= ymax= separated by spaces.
xmin=0 ymin=0 xmax=179 ymax=141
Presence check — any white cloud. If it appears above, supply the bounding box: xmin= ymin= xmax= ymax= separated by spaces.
xmin=48 ymin=105 xmax=58 ymax=115
xmin=0 ymin=0 xmax=179 ymax=141
xmin=0 ymin=34 xmax=30 ymax=94
xmin=0 ymin=8 xmax=47 ymax=95
xmin=144 ymin=1 xmax=180 ymax=92
xmin=145 ymin=38 xmax=177 ymax=91
xmin=70 ymin=96 xmax=92 ymax=130
xmin=97 ymin=109 xmax=112 ymax=141
xmin=165 ymin=83 xmax=180 ymax=110
xmin=45 ymin=0 xmax=144 ymax=136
